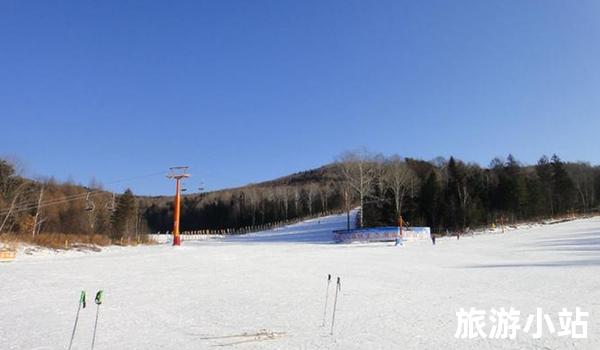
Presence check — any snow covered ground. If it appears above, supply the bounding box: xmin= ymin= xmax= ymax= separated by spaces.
xmin=1 ymin=212 xmax=599 ymax=349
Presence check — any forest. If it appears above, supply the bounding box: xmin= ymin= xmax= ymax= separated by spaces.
xmin=0 ymin=159 xmax=143 ymax=240
xmin=351 ymin=152 xmax=600 ymax=231
xmin=1 ymin=151 xmax=599 ymax=242
xmin=144 ymin=151 xmax=600 ymax=233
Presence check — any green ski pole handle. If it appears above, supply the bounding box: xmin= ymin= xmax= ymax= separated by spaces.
xmin=80 ymin=290 xmax=86 ymax=308
xmin=68 ymin=291 xmax=86 ymax=350
xmin=95 ymin=290 xmax=104 ymax=305
xmin=91 ymin=291 xmax=103 ymax=350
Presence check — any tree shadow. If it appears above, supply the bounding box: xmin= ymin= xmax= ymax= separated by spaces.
xmin=465 ymin=259 xmax=600 ymax=269
xmin=535 ymin=231 xmax=600 ymax=252
xmin=466 ymin=228 xmax=600 ymax=268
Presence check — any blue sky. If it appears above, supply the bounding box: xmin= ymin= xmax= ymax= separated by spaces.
xmin=1 ymin=1 xmax=599 ymax=195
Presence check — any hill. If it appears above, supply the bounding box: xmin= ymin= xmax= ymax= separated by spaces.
xmin=2 ymin=152 xmax=600 ymax=240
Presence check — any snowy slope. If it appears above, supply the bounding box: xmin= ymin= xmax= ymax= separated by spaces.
xmin=222 ymin=210 xmax=356 ymax=244
xmin=1 ymin=213 xmax=599 ymax=349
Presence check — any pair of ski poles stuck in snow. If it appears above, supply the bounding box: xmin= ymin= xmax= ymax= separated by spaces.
xmin=321 ymin=274 xmax=342 ymax=335
xmin=68 ymin=290 xmax=104 ymax=350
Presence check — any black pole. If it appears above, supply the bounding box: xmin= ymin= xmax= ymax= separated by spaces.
xmin=321 ymin=274 xmax=332 ymax=326
xmin=330 ymin=277 xmax=341 ymax=335
xmin=345 ymin=189 xmax=350 ymax=231
xmin=347 ymin=211 xmax=350 ymax=231
xmin=91 ymin=290 xmax=103 ymax=350
xmin=68 ymin=291 xmax=86 ymax=350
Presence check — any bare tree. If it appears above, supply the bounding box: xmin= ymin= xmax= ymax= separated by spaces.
xmin=0 ymin=182 xmax=27 ymax=233
xmin=32 ymin=184 xmax=44 ymax=236
xmin=245 ymin=188 xmax=259 ymax=226
xmin=293 ymin=187 xmax=301 ymax=216
xmin=306 ymin=183 xmax=319 ymax=215
xmin=383 ymin=156 xmax=416 ymax=220
xmin=319 ymin=182 xmax=332 ymax=213
xmin=567 ymin=162 xmax=595 ymax=212
xmin=275 ymin=186 xmax=290 ymax=220
xmin=337 ymin=149 xmax=383 ymax=227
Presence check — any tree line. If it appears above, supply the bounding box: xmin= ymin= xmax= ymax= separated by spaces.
xmin=2 ymin=151 xmax=600 ymax=240
xmin=339 ymin=151 xmax=600 ymax=232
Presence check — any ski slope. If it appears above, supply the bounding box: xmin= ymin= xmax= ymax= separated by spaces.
xmin=1 ymin=213 xmax=599 ymax=349
xmin=223 ymin=211 xmax=355 ymax=244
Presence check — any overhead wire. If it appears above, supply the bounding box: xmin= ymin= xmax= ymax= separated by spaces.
xmin=0 ymin=170 xmax=168 ymax=216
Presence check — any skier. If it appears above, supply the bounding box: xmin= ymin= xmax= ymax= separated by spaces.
xmin=431 ymin=235 xmax=436 ymax=245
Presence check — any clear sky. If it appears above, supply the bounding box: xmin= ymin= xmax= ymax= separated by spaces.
xmin=1 ymin=1 xmax=599 ymax=195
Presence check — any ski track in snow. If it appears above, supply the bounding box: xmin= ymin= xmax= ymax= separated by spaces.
xmin=1 ymin=212 xmax=599 ymax=349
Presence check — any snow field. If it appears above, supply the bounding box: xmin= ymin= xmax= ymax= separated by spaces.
xmin=1 ymin=212 xmax=599 ymax=349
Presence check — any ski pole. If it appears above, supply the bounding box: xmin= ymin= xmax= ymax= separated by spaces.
xmin=91 ymin=290 xmax=103 ymax=350
xmin=330 ymin=277 xmax=341 ymax=335
xmin=67 ymin=291 xmax=86 ymax=350
xmin=321 ymin=274 xmax=332 ymax=327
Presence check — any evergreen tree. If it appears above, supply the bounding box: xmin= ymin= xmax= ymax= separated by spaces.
xmin=444 ymin=157 xmax=460 ymax=229
xmin=505 ymin=154 xmax=527 ymax=217
xmin=536 ymin=155 xmax=554 ymax=216
xmin=419 ymin=171 xmax=440 ymax=230
xmin=551 ymin=155 xmax=575 ymax=213
xmin=524 ymin=176 xmax=544 ymax=218
xmin=0 ymin=159 xmax=18 ymax=205
xmin=111 ymin=189 xmax=136 ymax=239
xmin=492 ymin=155 xmax=526 ymax=221
xmin=446 ymin=157 xmax=470 ymax=229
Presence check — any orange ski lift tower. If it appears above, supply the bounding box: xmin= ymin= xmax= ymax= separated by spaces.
xmin=398 ymin=216 xmax=405 ymax=239
xmin=167 ymin=166 xmax=190 ymax=246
